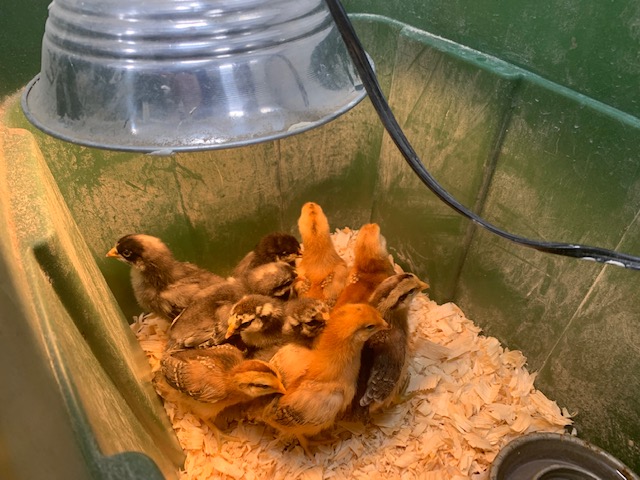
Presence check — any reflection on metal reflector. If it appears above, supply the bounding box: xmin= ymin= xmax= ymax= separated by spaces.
xmin=22 ymin=0 xmax=367 ymax=152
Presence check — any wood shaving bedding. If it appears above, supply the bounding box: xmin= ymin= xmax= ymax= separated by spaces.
xmin=131 ymin=227 xmax=573 ymax=480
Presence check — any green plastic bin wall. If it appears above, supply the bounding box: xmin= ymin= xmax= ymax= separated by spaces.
xmin=1 ymin=1 xmax=639 ymax=478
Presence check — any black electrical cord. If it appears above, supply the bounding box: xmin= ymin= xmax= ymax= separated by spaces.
xmin=325 ymin=0 xmax=640 ymax=271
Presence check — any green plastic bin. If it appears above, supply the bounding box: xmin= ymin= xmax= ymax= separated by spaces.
xmin=1 ymin=0 xmax=639 ymax=477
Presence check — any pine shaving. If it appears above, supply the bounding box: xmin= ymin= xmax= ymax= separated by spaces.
xmin=131 ymin=227 xmax=573 ymax=479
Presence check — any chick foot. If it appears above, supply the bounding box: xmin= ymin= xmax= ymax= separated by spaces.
xmin=387 ymin=374 xmax=416 ymax=407
xmin=307 ymin=434 xmax=339 ymax=446
xmin=295 ymin=434 xmax=314 ymax=457
xmin=300 ymin=432 xmax=340 ymax=456
xmin=204 ymin=420 xmax=242 ymax=452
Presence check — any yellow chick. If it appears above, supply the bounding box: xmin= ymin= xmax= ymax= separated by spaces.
xmin=334 ymin=223 xmax=396 ymax=308
xmin=295 ymin=202 xmax=348 ymax=307
xmin=254 ymin=303 xmax=388 ymax=455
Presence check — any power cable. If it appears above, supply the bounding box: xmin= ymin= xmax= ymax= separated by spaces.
xmin=325 ymin=0 xmax=640 ymax=270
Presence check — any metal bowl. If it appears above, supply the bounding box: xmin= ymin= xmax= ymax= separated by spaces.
xmin=22 ymin=0 xmax=366 ymax=152
xmin=490 ymin=433 xmax=639 ymax=480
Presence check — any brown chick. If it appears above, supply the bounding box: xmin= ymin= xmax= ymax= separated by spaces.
xmin=225 ymin=295 xmax=329 ymax=361
xmin=281 ymin=297 xmax=330 ymax=347
xmin=355 ymin=273 xmax=428 ymax=417
xmin=225 ymin=294 xmax=286 ymax=351
xmin=334 ymin=223 xmax=396 ymax=308
xmin=255 ymin=303 xmax=388 ymax=455
xmin=153 ymin=344 xmax=286 ymax=448
xmin=166 ymin=279 xmax=245 ymax=350
xmin=106 ymin=234 xmax=224 ymax=320
xmin=295 ymin=202 xmax=348 ymax=307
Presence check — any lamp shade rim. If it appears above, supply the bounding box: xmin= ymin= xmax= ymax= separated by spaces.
xmin=21 ymin=73 xmax=367 ymax=154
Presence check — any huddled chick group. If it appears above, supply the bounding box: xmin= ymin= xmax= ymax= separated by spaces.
xmin=107 ymin=202 xmax=428 ymax=455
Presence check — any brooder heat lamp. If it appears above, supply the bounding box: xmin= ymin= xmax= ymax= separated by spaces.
xmin=21 ymin=0 xmax=366 ymax=152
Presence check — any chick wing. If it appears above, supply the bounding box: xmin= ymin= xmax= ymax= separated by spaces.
xmin=359 ymin=327 xmax=407 ymax=408
xmin=242 ymin=261 xmax=296 ymax=299
xmin=167 ymin=280 xmax=245 ymax=350
xmin=160 ymin=345 xmax=244 ymax=402
xmin=268 ymin=380 xmax=346 ymax=431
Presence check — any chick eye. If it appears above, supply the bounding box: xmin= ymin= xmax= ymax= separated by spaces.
xmin=365 ymin=324 xmax=377 ymax=330
xmin=121 ymin=249 xmax=132 ymax=258
xmin=398 ymin=293 xmax=410 ymax=302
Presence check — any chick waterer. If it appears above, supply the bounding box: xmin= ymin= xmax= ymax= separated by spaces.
xmin=21 ymin=0 xmax=366 ymax=152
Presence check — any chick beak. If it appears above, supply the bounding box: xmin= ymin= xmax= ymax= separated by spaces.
xmin=225 ymin=322 xmax=238 ymax=339
xmin=106 ymin=247 xmax=121 ymax=258
xmin=276 ymin=381 xmax=287 ymax=395
xmin=418 ymin=279 xmax=429 ymax=291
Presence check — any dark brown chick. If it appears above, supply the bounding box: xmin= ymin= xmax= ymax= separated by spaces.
xmin=334 ymin=223 xmax=396 ymax=308
xmin=106 ymin=233 xmax=223 ymax=320
xmin=166 ymin=279 xmax=245 ymax=350
xmin=153 ymin=344 xmax=286 ymax=448
xmin=241 ymin=261 xmax=297 ymax=299
xmin=233 ymin=232 xmax=301 ymax=276
xmin=355 ymin=273 xmax=428 ymax=417
xmin=255 ymin=304 xmax=388 ymax=455
xmin=233 ymin=232 xmax=301 ymax=300
xmin=294 ymin=202 xmax=348 ymax=307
